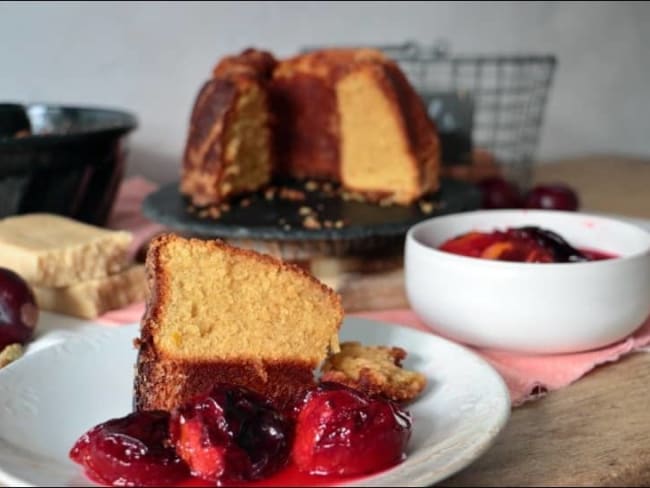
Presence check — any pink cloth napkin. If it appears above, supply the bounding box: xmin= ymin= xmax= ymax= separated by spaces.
xmin=102 ymin=177 xmax=650 ymax=407
xmin=351 ymin=309 xmax=650 ymax=406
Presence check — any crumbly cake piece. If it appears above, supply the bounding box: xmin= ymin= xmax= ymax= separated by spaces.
xmin=0 ymin=214 xmax=131 ymax=287
xmin=134 ymin=234 xmax=343 ymax=412
xmin=321 ymin=341 xmax=427 ymax=403
xmin=0 ymin=344 xmax=24 ymax=369
xmin=32 ymin=265 xmax=146 ymax=319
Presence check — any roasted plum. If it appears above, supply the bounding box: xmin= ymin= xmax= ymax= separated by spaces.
xmin=525 ymin=183 xmax=580 ymax=211
xmin=169 ymin=383 xmax=292 ymax=483
xmin=292 ymin=382 xmax=412 ymax=477
xmin=477 ymin=177 xmax=523 ymax=209
xmin=439 ymin=226 xmax=599 ymax=263
xmin=69 ymin=411 xmax=189 ymax=486
xmin=0 ymin=267 xmax=39 ymax=350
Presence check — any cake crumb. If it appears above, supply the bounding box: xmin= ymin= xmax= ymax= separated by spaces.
xmin=303 ymin=215 xmax=322 ymax=229
xmin=283 ymin=224 xmax=292 ymax=231
xmin=264 ymin=187 xmax=277 ymax=201
xmin=240 ymin=198 xmax=252 ymax=208
xmin=419 ymin=201 xmax=435 ymax=214
xmin=321 ymin=341 xmax=426 ymax=403
xmin=298 ymin=206 xmax=313 ymax=216
xmin=305 ymin=181 xmax=319 ymax=192
xmin=343 ymin=191 xmax=365 ymax=202
xmin=219 ymin=203 xmax=231 ymax=212
xmin=323 ymin=220 xmax=333 ymax=229
xmin=220 ymin=182 xmax=233 ymax=195
xmin=0 ymin=344 xmax=24 ymax=369
xmin=335 ymin=220 xmax=345 ymax=229
xmin=279 ymin=188 xmax=306 ymax=202
xmin=207 ymin=206 xmax=221 ymax=219
xmin=379 ymin=197 xmax=395 ymax=207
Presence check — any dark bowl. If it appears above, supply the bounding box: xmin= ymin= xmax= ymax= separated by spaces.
xmin=0 ymin=103 xmax=137 ymax=226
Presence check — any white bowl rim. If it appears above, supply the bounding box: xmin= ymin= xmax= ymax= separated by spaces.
xmin=407 ymin=209 xmax=650 ymax=270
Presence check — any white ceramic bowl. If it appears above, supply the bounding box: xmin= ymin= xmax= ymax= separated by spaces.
xmin=405 ymin=210 xmax=650 ymax=354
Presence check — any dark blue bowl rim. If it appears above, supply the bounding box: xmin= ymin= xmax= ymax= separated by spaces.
xmin=0 ymin=103 xmax=137 ymax=147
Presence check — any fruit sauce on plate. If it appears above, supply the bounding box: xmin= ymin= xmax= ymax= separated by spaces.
xmin=439 ymin=226 xmax=615 ymax=263
xmin=70 ymin=383 xmax=411 ymax=487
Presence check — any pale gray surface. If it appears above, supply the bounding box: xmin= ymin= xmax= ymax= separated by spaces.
xmin=1 ymin=1 xmax=649 ymax=182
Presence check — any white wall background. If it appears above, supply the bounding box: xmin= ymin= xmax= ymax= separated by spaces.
xmin=1 ymin=1 xmax=649 ymax=182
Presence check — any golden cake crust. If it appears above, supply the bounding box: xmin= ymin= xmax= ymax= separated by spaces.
xmin=134 ymin=234 xmax=343 ymax=412
xmin=182 ymin=49 xmax=277 ymax=207
xmin=181 ymin=77 xmax=240 ymax=206
xmin=134 ymin=344 xmax=316 ymax=413
xmin=213 ymin=48 xmax=277 ymax=80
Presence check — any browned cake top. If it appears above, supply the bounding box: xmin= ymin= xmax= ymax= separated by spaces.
xmin=213 ymin=48 xmax=277 ymax=81
xmin=274 ymin=48 xmax=388 ymax=80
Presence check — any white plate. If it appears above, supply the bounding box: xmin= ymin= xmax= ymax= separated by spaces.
xmin=0 ymin=316 xmax=510 ymax=487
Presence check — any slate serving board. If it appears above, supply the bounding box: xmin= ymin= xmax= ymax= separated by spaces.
xmin=142 ymin=178 xmax=481 ymax=242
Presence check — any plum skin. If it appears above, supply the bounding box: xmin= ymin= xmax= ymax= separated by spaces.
xmin=0 ymin=267 xmax=39 ymax=350
xmin=292 ymin=382 xmax=412 ymax=476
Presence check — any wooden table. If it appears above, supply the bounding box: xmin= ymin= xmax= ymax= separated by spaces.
xmin=334 ymin=156 xmax=650 ymax=486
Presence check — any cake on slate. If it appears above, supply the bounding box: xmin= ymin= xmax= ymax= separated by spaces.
xmin=181 ymin=49 xmax=277 ymax=207
xmin=134 ymin=234 xmax=343 ymax=412
xmin=181 ymin=47 xmax=440 ymax=206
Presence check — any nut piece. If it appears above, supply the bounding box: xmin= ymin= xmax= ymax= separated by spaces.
xmin=0 ymin=343 xmax=24 ymax=368
xmin=304 ymin=181 xmax=319 ymax=192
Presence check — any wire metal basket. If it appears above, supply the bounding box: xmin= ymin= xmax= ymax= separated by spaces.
xmin=303 ymin=41 xmax=557 ymax=190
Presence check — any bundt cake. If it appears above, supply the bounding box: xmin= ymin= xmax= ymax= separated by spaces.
xmin=181 ymin=47 xmax=440 ymax=207
xmin=134 ymin=234 xmax=343 ymax=412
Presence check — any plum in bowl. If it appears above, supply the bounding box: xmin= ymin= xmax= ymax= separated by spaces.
xmin=405 ymin=210 xmax=650 ymax=354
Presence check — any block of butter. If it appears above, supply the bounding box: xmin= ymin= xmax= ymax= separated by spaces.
xmin=0 ymin=214 xmax=132 ymax=287
xmin=32 ymin=265 xmax=146 ymax=319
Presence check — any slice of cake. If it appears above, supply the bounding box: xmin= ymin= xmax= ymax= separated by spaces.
xmin=181 ymin=49 xmax=277 ymax=207
xmin=32 ymin=265 xmax=146 ymax=319
xmin=0 ymin=214 xmax=132 ymax=287
xmin=134 ymin=234 xmax=343 ymax=412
